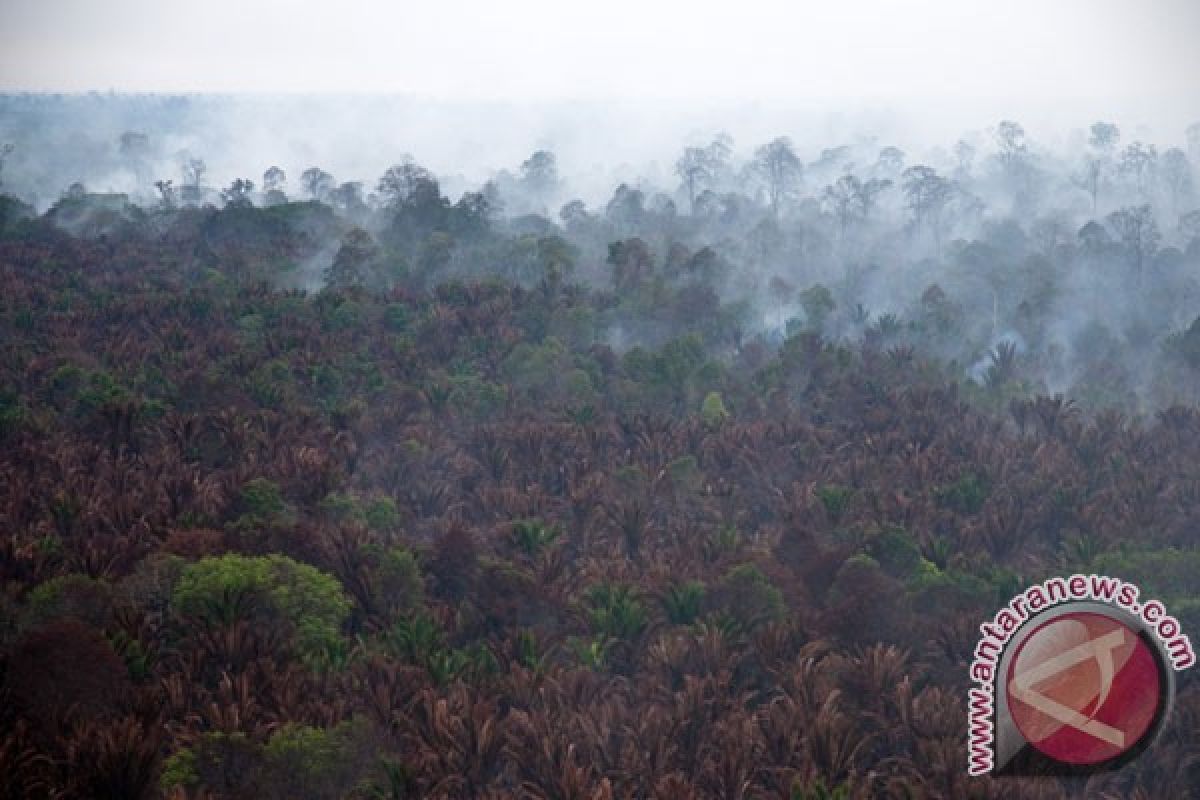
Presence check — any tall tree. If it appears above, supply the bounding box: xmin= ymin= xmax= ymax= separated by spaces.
xmin=752 ymin=137 xmax=802 ymax=217
xmin=221 ymin=178 xmax=255 ymax=208
xmin=0 ymin=142 xmax=12 ymax=189
xmin=1159 ymin=148 xmax=1193 ymax=215
xmin=1107 ymin=204 xmax=1160 ymax=288
xmin=262 ymin=166 xmax=286 ymax=193
xmin=301 ymin=167 xmax=335 ymax=201
xmin=520 ymin=150 xmax=559 ymax=210
xmin=901 ymin=165 xmax=953 ymax=251
xmin=1119 ymin=142 xmax=1158 ymax=197
xmin=675 ymin=135 xmax=733 ymax=213
xmin=1080 ymin=121 xmax=1120 ymax=213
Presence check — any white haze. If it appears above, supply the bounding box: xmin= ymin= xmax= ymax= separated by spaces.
xmin=2 ymin=0 xmax=1198 ymax=199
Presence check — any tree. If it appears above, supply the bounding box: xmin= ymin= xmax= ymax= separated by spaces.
xmin=1106 ymin=204 xmax=1160 ymax=287
xmin=325 ymin=227 xmax=378 ymax=289
xmin=378 ymin=161 xmax=447 ymax=237
xmin=752 ymin=137 xmax=803 ymax=217
xmin=1081 ymin=121 xmax=1120 ymax=213
xmin=822 ymin=174 xmax=891 ymax=240
xmin=262 ymin=165 xmax=286 ymax=193
xmin=1119 ymin=142 xmax=1157 ymax=197
xmin=559 ymin=199 xmax=588 ymax=230
xmin=180 ymin=155 xmax=206 ymax=205
xmin=1160 ymin=148 xmax=1193 ymax=214
xmin=798 ymin=284 xmax=835 ymax=331
xmin=301 ymin=167 xmax=335 ymax=201
xmin=377 ymin=161 xmax=441 ymax=212
xmin=1089 ymin=121 xmax=1120 ymax=152
xmin=953 ymin=140 xmax=976 ymax=179
xmin=328 ymin=181 xmax=366 ymax=215
xmin=1187 ymin=121 xmax=1200 ymax=163
xmin=675 ymin=146 xmax=712 ymax=214
xmin=608 ymin=238 xmax=654 ymax=293
xmin=701 ymin=391 xmax=730 ymax=428
xmin=901 ymin=165 xmax=953 ymax=250
xmin=261 ymin=167 xmax=287 ymax=205
xmin=0 ymin=142 xmax=12 ymax=189
xmin=605 ymin=183 xmax=645 ymax=230
xmin=1180 ymin=209 xmax=1200 ymax=242
xmin=875 ymin=146 xmax=905 ymax=178
xmin=153 ymin=178 xmax=176 ymax=208
xmin=675 ymin=135 xmax=732 ymax=213
xmin=520 ymin=149 xmax=558 ymax=204
xmin=172 ymin=553 xmax=351 ymax=664
xmin=221 ymin=178 xmax=255 ymax=208
xmin=119 ymin=132 xmax=151 ymax=187
xmin=993 ymin=120 xmax=1028 ymax=174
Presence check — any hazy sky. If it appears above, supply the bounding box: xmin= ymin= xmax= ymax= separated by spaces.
xmin=2 ymin=0 xmax=1198 ymax=104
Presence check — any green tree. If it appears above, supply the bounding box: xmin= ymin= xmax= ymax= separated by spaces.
xmin=172 ymin=554 xmax=351 ymax=665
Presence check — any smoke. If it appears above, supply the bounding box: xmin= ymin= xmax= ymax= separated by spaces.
xmin=2 ymin=92 xmax=1200 ymax=411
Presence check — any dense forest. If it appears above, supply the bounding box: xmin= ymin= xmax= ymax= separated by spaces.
xmin=1 ymin=97 xmax=1200 ymax=798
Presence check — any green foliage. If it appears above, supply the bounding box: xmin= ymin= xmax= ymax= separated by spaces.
xmin=172 ymin=554 xmax=351 ymax=665
xmin=246 ymin=358 xmax=294 ymax=408
xmin=385 ymin=612 xmax=492 ymax=684
xmin=798 ymin=284 xmax=836 ymax=330
xmin=570 ymin=634 xmax=613 ymax=670
xmin=906 ymin=559 xmax=992 ymax=611
xmin=364 ymin=496 xmax=400 ymax=531
xmin=714 ymin=564 xmax=785 ymax=631
xmin=76 ymin=370 xmax=133 ymax=415
xmin=383 ymin=302 xmax=410 ymax=332
xmin=667 ymin=454 xmax=702 ymax=492
xmin=241 ymin=478 xmax=286 ymax=518
xmin=1090 ymin=547 xmax=1200 ymax=632
xmin=162 ymin=721 xmax=377 ymax=800
xmin=792 ymin=778 xmax=849 ymax=800
xmin=661 ymin=580 xmax=706 ymax=625
xmin=865 ymin=527 xmax=924 ymax=578
xmin=510 ymin=518 xmax=562 ymax=557
xmin=700 ymin=390 xmax=730 ymax=428
xmin=585 ymin=583 xmax=648 ymax=640
xmin=445 ymin=369 xmax=508 ymax=419
xmin=0 ymin=388 xmax=26 ymax=436
xmin=933 ymin=471 xmax=990 ymax=514
xmin=160 ymin=745 xmax=200 ymax=790
xmin=24 ymin=573 xmax=113 ymax=629
xmin=816 ymin=484 xmax=854 ymax=525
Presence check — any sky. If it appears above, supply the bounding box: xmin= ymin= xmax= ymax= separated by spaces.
xmin=1 ymin=0 xmax=1198 ymax=192
xmin=1 ymin=0 xmax=1198 ymax=108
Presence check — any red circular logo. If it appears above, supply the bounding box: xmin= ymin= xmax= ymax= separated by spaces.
xmin=1005 ymin=611 xmax=1162 ymax=765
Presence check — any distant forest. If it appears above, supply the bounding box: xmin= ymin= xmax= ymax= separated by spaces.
xmin=1 ymin=96 xmax=1199 ymax=798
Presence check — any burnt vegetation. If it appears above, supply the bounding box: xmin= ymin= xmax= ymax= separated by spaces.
xmin=1 ymin=109 xmax=1200 ymax=798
